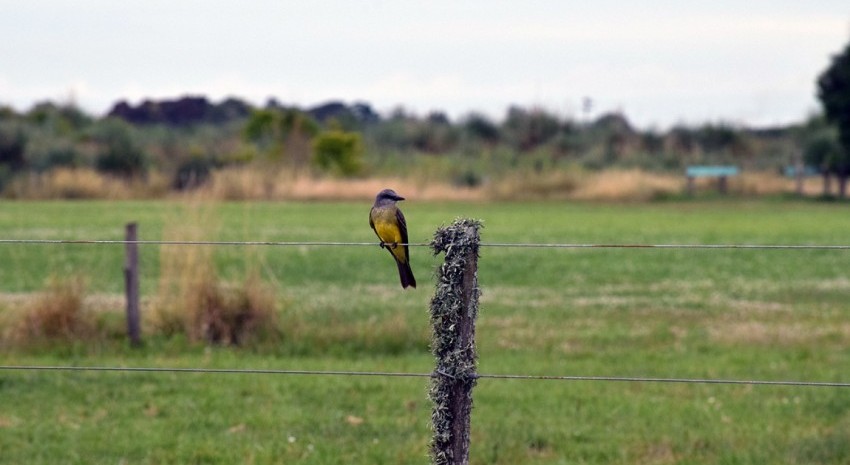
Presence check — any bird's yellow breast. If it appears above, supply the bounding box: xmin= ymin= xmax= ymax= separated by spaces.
xmin=373 ymin=218 xmax=402 ymax=245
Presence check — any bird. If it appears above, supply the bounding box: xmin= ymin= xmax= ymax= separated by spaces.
xmin=369 ymin=188 xmax=416 ymax=289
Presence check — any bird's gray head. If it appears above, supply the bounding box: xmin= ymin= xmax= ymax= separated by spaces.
xmin=375 ymin=189 xmax=405 ymax=203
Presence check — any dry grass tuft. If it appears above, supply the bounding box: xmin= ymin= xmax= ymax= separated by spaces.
xmin=183 ymin=273 xmax=279 ymax=345
xmin=151 ymin=202 xmax=280 ymax=345
xmin=12 ymin=276 xmax=93 ymax=344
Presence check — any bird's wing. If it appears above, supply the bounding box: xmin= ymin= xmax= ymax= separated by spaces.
xmin=368 ymin=207 xmax=377 ymax=234
xmin=396 ymin=208 xmax=409 ymax=246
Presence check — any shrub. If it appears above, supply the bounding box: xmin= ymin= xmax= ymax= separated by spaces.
xmin=462 ymin=112 xmax=501 ymax=144
xmin=173 ymin=156 xmax=214 ymax=190
xmin=0 ymin=122 xmax=27 ymax=171
xmin=312 ymin=130 xmax=364 ymax=176
xmin=93 ymin=119 xmax=148 ymax=178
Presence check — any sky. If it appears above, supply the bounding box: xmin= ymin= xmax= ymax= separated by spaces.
xmin=1 ymin=1 xmax=848 ymax=129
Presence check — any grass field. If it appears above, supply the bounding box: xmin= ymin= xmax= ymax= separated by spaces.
xmin=1 ymin=199 xmax=849 ymax=464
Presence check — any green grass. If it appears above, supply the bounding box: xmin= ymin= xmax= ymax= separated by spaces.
xmin=1 ymin=199 xmax=850 ymax=464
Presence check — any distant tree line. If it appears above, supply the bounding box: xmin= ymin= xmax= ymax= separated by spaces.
xmin=1 ymin=40 xmax=849 ymax=199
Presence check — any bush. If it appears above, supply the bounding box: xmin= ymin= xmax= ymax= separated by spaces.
xmin=462 ymin=112 xmax=500 ymax=144
xmin=312 ymin=130 xmax=364 ymax=176
xmin=173 ymin=156 xmax=214 ymax=190
xmin=0 ymin=122 xmax=27 ymax=171
xmin=26 ymin=140 xmax=85 ymax=172
xmin=93 ymin=119 xmax=148 ymax=178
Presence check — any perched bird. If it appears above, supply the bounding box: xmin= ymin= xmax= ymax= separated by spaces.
xmin=369 ymin=188 xmax=416 ymax=289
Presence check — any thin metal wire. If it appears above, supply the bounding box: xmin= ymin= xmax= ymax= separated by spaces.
xmin=1 ymin=365 xmax=848 ymax=388
xmin=474 ymin=373 xmax=850 ymax=387
xmin=481 ymin=243 xmax=850 ymax=250
xmin=1 ymin=239 xmax=849 ymax=250
xmin=0 ymin=365 xmax=431 ymax=378
xmin=0 ymin=239 xmax=381 ymax=247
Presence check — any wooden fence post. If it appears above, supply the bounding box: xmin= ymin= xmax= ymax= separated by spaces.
xmin=124 ymin=222 xmax=141 ymax=347
xmin=429 ymin=218 xmax=482 ymax=465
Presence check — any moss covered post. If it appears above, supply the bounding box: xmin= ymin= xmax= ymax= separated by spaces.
xmin=429 ymin=218 xmax=482 ymax=465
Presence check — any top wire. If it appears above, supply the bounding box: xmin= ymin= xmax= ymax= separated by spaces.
xmin=1 ymin=239 xmax=849 ymax=250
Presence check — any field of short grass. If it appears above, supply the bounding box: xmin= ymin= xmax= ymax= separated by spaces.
xmin=1 ymin=199 xmax=849 ymax=464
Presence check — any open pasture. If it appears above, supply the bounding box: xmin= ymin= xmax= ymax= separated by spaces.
xmin=0 ymin=199 xmax=849 ymax=464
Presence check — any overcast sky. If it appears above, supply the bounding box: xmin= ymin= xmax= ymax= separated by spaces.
xmin=1 ymin=1 xmax=848 ymax=129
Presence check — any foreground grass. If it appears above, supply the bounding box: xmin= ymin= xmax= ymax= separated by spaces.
xmin=1 ymin=199 xmax=849 ymax=464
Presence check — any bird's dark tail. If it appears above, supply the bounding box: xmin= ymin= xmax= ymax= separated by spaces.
xmin=396 ymin=260 xmax=416 ymax=289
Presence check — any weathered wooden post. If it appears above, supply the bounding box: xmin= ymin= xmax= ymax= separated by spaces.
xmin=124 ymin=222 xmax=141 ymax=347
xmin=429 ymin=218 xmax=482 ymax=465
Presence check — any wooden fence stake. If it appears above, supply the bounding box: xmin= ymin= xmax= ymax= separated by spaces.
xmin=429 ymin=218 xmax=482 ymax=465
xmin=124 ymin=222 xmax=141 ymax=347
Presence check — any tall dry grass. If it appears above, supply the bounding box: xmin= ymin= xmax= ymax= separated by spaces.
xmin=570 ymin=169 xmax=682 ymax=201
xmin=200 ymin=166 xmax=484 ymax=201
xmin=0 ymin=165 xmax=830 ymax=202
xmin=487 ymin=170 xmax=581 ymax=200
xmin=200 ymin=167 xmax=822 ymax=202
xmin=3 ymin=168 xmax=170 ymax=200
xmin=151 ymin=201 xmax=280 ymax=345
xmin=736 ymin=172 xmax=825 ymax=197
xmin=7 ymin=276 xmax=93 ymax=345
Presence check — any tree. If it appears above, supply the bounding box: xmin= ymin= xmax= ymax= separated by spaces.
xmin=817 ymin=39 xmax=850 ymax=198
xmin=803 ymin=125 xmax=842 ymax=196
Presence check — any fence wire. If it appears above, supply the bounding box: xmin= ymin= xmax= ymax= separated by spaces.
xmin=2 ymin=239 xmax=850 ymax=250
xmin=1 ymin=365 xmax=848 ymax=388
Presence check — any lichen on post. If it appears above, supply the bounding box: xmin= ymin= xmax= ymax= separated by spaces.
xmin=429 ymin=218 xmax=482 ymax=465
